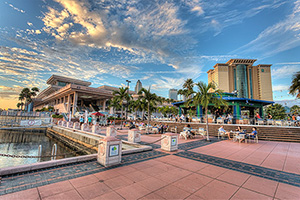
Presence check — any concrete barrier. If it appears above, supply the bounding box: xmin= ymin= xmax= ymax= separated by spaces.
xmin=62 ymin=121 xmax=67 ymax=127
xmin=92 ymin=124 xmax=102 ymax=134
xmin=67 ymin=121 xmax=73 ymax=128
xmin=128 ymin=129 xmax=141 ymax=143
xmin=97 ymin=136 xmax=122 ymax=167
xmin=81 ymin=123 xmax=91 ymax=132
xmin=106 ymin=126 xmax=116 ymax=137
xmin=161 ymin=132 xmax=178 ymax=152
xmin=73 ymin=122 xmax=80 ymax=130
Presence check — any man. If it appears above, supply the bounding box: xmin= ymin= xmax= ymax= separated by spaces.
xmin=245 ymin=127 xmax=258 ymax=142
xmin=218 ymin=125 xmax=231 ymax=139
xmin=79 ymin=116 xmax=84 ymax=126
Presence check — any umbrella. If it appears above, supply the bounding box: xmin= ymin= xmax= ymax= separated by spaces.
xmin=91 ymin=112 xmax=105 ymax=116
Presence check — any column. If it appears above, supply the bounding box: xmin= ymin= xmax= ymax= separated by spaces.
xmin=72 ymin=92 xmax=78 ymax=116
xmin=103 ymin=99 xmax=107 ymax=112
xmin=67 ymin=94 xmax=71 ymax=113
xmin=259 ymin=106 xmax=263 ymax=118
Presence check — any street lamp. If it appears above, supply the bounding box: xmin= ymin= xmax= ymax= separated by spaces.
xmin=125 ymin=80 xmax=131 ymax=120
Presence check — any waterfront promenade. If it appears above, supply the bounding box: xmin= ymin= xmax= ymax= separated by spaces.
xmin=0 ymin=130 xmax=300 ymax=199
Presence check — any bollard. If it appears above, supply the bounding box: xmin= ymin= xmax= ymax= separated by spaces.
xmin=92 ymin=124 xmax=102 ymax=134
xmin=73 ymin=122 xmax=80 ymax=130
xmin=81 ymin=123 xmax=90 ymax=132
xmin=67 ymin=121 xmax=73 ymax=128
xmin=128 ymin=129 xmax=141 ymax=143
xmin=58 ymin=120 xmax=63 ymax=126
xmin=106 ymin=126 xmax=116 ymax=137
xmin=161 ymin=132 xmax=178 ymax=152
xmin=62 ymin=121 xmax=67 ymax=127
xmin=97 ymin=136 xmax=122 ymax=167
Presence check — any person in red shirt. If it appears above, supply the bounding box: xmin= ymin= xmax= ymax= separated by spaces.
xmin=255 ymin=112 xmax=261 ymax=119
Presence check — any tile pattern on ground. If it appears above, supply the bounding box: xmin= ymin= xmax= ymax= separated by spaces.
xmin=178 ymin=137 xmax=220 ymax=150
xmin=0 ymin=150 xmax=167 ymax=195
xmin=175 ymin=150 xmax=300 ymax=188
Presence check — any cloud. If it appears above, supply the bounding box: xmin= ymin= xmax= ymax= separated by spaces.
xmin=5 ymin=2 xmax=25 ymax=13
xmin=233 ymin=0 xmax=300 ymax=58
xmin=272 ymin=65 xmax=300 ymax=79
xmin=27 ymin=22 xmax=33 ymax=27
xmin=273 ymin=85 xmax=289 ymax=92
xmin=152 ymin=76 xmax=185 ymax=90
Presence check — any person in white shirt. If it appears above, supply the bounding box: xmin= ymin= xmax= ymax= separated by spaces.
xmin=218 ymin=125 xmax=231 ymax=139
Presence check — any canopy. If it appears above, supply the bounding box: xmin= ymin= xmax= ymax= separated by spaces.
xmin=91 ymin=112 xmax=105 ymax=116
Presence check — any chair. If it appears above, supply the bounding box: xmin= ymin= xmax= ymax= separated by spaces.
xmin=218 ymin=130 xmax=226 ymax=139
xmin=256 ymin=119 xmax=264 ymax=125
xmin=246 ymin=133 xmax=258 ymax=143
xmin=239 ymin=118 xmax=244 ymax=124
xmin=179 ymin=131 xmax=188 ymax=140
xmin=275 ymin=120 xmax=282 ymax=126
xmin=267 ymin=119 xmax=273 ymax=126
xmin=195 ymin=128 xmax=206 ymax=139
xmin=243 ymin=119 xmax=249 ymax=125
xmin=217 ymin=117 xmax=223 ymax=124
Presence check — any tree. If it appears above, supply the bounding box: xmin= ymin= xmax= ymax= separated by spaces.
xmin=18 ymin=87 xmax=40 ymax=111
xmin=192 ymin=81 xmax=227 ymax=141
xmin=16 ymin=103 xmax=21 ymax=110
xmin=138 ymin=88 xmax=160 ymax=128
xmin=290 ymin=105 xmax=300 ymax=115
xmin=112 ymin=87 xmax=131 ymax=119
xmin=265 ymin=104 xmax=286 ymax=119
xmin=289 ymin=71 xmax=300 ymax=98
xmin=178 ymin=78 xmax=194 ymax=100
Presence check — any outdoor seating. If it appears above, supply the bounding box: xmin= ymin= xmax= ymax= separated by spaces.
xmin=217 ymin=117 xmax=223 ymax=124
xmin=246 ymin=133 xmax=258 ymax=143
xmin=256 ymin=119 xmax=264 ymax=125
xmin=195 ymin=127 xmax=207 ymax=139
xmin=218 ymin=130 xmax=226 ymax=139
xmin=267 ymin=119 xmax=274 ymax=125
xmin=239 ymin=118 xmax=244 ymax=124
xmin=275 ymin=120 xmax=283 ymax=126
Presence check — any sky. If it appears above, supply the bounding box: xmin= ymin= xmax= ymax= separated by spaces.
xmin=0 ymin=0 xmax=300 ymax=109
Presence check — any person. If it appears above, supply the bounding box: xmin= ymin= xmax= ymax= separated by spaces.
xmin=79 ymin=116 xmax=84 ymax=125
xmin=235 ymin=126 xmax=246 ymax=142
xmin=246 ymin=127 xmax=258 ymax=140
xmin=267 ymin=113 xmax=272 ymax=119
xmin=297 ymin=115 xmax=300 ymax=126
xmin=255 ymin=112 xmax=261 ymax=119
xmin=292 ymin=114 xmax=296 ymax=121
xmin=88 ymin=116 xmax=92 ymax=125
xmin=183 ymin=124 xmax=195 ymax=138
xmin=218 ymin=125 xmax=231 ymax=139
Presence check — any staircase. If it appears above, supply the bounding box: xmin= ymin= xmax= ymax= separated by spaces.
xmin=146 ymin=121 xmax=300 ymax=143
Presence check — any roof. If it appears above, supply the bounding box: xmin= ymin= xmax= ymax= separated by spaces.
xmin=47 ymin=75 xmax=91 ymax=86
xmin=172 ymin=97 xmax=274 ymax=106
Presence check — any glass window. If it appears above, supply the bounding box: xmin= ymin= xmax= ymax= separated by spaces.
xmin=58 ymin=81 xmax=67 ymax=86
xmin=261 ymin=69 xmax=264 ymax=72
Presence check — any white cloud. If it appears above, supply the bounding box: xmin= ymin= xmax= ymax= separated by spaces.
xmin=273 ymin=85 xmax=289 ymax=92
xmin=5 ymin=2 xmax=25 ymax=13
xmin=233 ymin=0 xmax=300 ymax=58
xmin=272 ymin=65 xmax=300 ymax=79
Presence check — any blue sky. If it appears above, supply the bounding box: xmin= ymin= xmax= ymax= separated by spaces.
xmin=0 ymin=0 xmax=300 ymax=109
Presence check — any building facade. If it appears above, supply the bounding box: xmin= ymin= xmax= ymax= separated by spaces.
xmin=135 ymin=80 xmax=142 ymax=94
xmin=207 ymin=59 xmax=273 ymax=101
xmin=33 ymin=75 xmax=134 ymax=115
xmin=169 ymin=89 xmax=178 ymax=100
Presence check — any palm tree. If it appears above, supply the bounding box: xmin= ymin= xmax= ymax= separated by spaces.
xmin=192 ymin=81 xmax=227 ymax=141
xmin=178 ymin=78 xmax=195 ymax=100
xmin=138 ymin=88 xmax=160 ymax=127
xmin=16 ymin=103 xmax=21 ymax=110
xmin=289 ymin=71 xmax=300 ymax=98
xmin=19 ymin=87 xmax=40 ymax=111
xmin=112 ymin=87 xmax=131 ymax=119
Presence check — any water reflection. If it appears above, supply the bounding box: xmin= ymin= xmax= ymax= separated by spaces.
xmin=0 ymin=129 xmax=78 ymax=168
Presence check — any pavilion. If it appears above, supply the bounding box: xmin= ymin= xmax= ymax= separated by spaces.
xmin=172 ymin=92 xmax=274 ymax=122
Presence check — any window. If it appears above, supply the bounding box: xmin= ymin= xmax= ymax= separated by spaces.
xmin=261 ymin=69 xmax=264 ymax=72
xmin=58 ymin=81 xmax=67 ymax=86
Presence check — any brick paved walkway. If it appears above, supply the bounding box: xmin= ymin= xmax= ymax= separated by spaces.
xmin=1 ymin=131 xmax=300 ymax=199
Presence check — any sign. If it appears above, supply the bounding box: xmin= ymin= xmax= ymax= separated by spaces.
xmin=20 ymin=120 xmax=42 ymax=126
xmin=109 ymin=145 xmax=119 ymax=157
xmin=171 ymin=138 xmax=177 ymax=146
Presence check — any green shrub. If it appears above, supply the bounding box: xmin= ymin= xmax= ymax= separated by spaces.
xmin=52 ymin=114 xmax=63 ymax=118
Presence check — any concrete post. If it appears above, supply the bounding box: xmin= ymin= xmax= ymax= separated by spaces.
xmin=128 ymin=129 xmax=141 ymax=143
xmin=106 ymin=126 xmax=116 ymax=137
xmin=58 ymin=120 xmax=63 ymax=126
xmin=73 ymin=122 xmax=80 ymax=130
xmin=97 ymin=136 xmax=122 ymax=167
xmin=81 ymin=123 xmax=90 ymax=132
xmin=161 ymin=132 xmax=178 ymax=152
xmin=92 ymin=124 xmax=102 ymax=134
xmin=62 ymin=121 xmax=67 ymax=127
xmin=67 ymin=121 xmax=73 ymax=128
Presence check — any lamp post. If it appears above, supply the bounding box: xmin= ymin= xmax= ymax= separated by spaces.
xmin=125 ymin=80 xmax=131 ymax=121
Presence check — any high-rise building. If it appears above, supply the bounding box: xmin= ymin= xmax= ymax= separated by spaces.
xmin=135 ymin=80 xmax=142 ymax=94
xmin=207 ymin=59 xmax=273 ymax=101
xmin=169 ymin=89 xmax=178 ymax=100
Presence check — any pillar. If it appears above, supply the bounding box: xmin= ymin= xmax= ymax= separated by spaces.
xmin=97 ymin=136 xmax=122 ymax=167
xmin=128 ymin=129 xmax=141 ymax=143
xmin=161 ymin=132 xmax=178 ymax=152
xmin=72 ymin=92 xmax=78 ymax=116
xmin=103 ymin=100 xmax=107 ymax=112
xmin=259 ymin=106 xmax=263 ymax=118
xmin=67 ymin=94 xmax=71 ymax=113
xmin=106 ymin=126 xmax=116 ymax=137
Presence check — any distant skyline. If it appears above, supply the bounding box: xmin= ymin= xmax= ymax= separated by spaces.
xmin=1 ymin=0 xmax=300 ymax=109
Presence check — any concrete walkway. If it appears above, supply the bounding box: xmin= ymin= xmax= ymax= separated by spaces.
xmin=1 ymin=131 xmax=300 ymax=199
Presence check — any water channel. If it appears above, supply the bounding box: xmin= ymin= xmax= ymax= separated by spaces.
xmin=0 ymin=129 xmax=80 ymax=168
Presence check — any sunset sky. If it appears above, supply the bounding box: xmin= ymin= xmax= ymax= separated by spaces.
xmin=1 ymin=0 xmax=300 ymax=109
